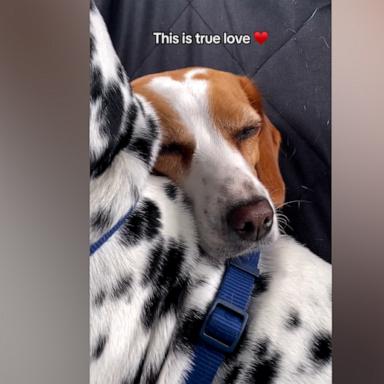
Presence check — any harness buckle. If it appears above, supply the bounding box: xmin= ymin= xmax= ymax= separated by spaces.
xmin=199 ymin=298 xmax=248 ymax=353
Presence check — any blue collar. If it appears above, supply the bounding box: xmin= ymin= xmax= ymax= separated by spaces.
xmin=90 ymin=204 xmax=136 ymax=256
xmin=186 ymin=249 xmax=261 ymax=384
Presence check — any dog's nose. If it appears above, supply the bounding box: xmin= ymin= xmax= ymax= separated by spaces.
xmin=227 ymin=198 xmax=274 ymax=241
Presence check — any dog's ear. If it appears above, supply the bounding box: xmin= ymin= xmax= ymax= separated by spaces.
xmin=257 ymin=115 xmax=286 ymax=207
xmin=239 ymin=77 xmax=285 ymax=207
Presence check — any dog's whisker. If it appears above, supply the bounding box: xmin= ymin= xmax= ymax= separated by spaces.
xmin=278 ymin=227 xmax=287 ymax=236
xmin=276 ymin=213 xmax=290 ymax=225
xmin=276 ymin=212 xmax=293 ymax=231
xmin=277 ymin=218 xmax=288 ymax=225
xmin=278 ymin=199 xmax=311 ymax=209
xmin=276 ymin=212 xmax=289 ymax=220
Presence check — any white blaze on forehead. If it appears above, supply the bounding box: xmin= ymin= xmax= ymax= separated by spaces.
xmin=148 ymin=70 xmax=211 ymax=144
xmin=147 ymin=69 xmax=225 ymax=152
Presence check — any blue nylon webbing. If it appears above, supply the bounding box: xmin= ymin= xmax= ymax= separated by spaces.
xmin=186 ymin=250 xmax=260 ymax=384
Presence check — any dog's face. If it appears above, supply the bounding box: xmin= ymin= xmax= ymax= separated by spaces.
xmin=133 ymin=67 xmax=285 ymax=259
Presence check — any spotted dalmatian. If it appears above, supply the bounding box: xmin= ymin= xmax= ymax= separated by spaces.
xmin=90 ymin=3 xmax=332 ymax=383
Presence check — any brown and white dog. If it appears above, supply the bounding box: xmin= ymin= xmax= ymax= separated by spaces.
xmin=133 ymin=68 xmax=285 ymax=259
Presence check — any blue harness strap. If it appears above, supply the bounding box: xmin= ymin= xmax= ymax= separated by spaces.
xmin=91 ymin=198 xmax=259 ymax=382
xmin=186 ymin=250 xmax=260 ymax=384
xmin=90 ymin=205 xmax=135 ymax=256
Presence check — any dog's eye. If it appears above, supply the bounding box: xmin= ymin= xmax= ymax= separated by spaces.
xmin=236 ymin=126 xmax=260 ymax=141
xmin=160 ymin=142 xmax=184 ymax=156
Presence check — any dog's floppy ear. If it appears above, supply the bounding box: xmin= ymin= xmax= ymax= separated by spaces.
xmin=239 ymin=76 xmax=285 ymax=207
xmin=257 ymin=115 xmax=286 ymax=207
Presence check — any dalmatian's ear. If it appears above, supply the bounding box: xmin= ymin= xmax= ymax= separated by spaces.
xmin=89 ymin=1 xmax=161 ymax=180
xmin=89 ymin=2 xmax=133 ymax=178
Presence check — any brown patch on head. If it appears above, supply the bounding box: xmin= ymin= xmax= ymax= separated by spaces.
xmin=207 ymin=71 xmax=263 ymax=166
xmin=132 ymin=70 xmax=196 ymax=182
xmin=208 ymin=71 xmax=262 ymax=134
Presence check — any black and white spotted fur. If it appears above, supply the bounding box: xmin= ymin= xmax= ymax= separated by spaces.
xmin=90 ymin=3 xmax=332 ymax=383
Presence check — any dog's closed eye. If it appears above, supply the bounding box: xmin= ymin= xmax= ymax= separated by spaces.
xmin=235 ymin=125 xmax=260 ymax=142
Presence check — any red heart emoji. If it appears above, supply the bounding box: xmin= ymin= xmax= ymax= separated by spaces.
xmin=254 ymin=31 xmax=269 ymax=45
